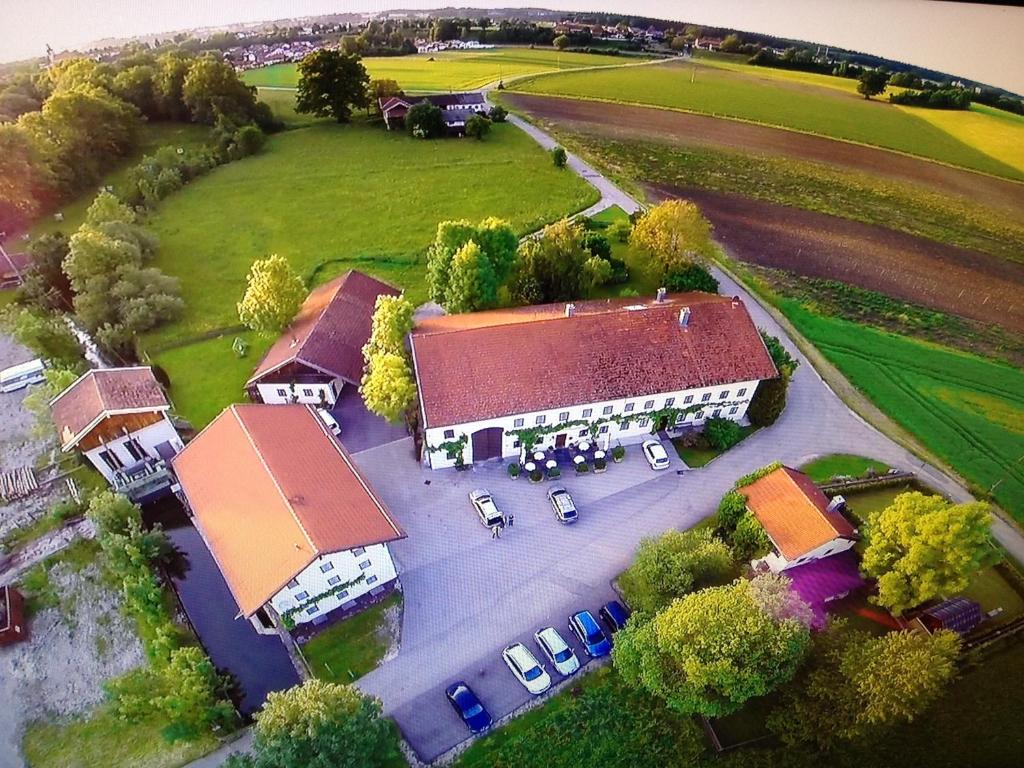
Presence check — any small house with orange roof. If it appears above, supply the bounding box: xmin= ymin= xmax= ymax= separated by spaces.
xmin=246 ymin=270 xmax=399 ymax=408
xmin=172 ymin=403 xmax=405 ymax=632
xmin=50 ymin=366 xmax=183 ymax=503
xmin=740 ymin=465 xmax=857 ymax=572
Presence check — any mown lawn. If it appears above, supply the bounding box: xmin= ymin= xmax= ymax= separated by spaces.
xmin=800 ymin=454 xmax=890 ymax=483
xmin=560 ymin=135 xmax=1024 ymax=264
xmin=27 ymin=122 xmax=212 ymax=240
xmin=300 ymin=592 xmax=401 ymax=683
xmin=244 ymin=47 xmax=646 ymax=91
xmin=510 ymin=61 xmax=1024 ymax=180
xmin=23 ymin=707 xmax=221 ymax=768
xmin=778 ymin=302 xmax=1024 ymax=520
xmin=671 ymin=425 xmax=758 ymax=468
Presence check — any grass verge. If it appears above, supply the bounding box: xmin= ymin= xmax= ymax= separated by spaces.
xmin=671 ymin=426 xmax=758 ymax=468
xmin=300 ymin=592 xmax=401 ymax=683
xmin=800 ymin=454 xmax=890 ymax=483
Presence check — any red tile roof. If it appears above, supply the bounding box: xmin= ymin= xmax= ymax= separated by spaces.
xmin=50 ymin=367 xmax=170 ymax=450
xmin=172 ymin=404 xmax=405 ymax=617
xmin=741 ymin=466 xmax=856 ymax=560
xmin=248 ymin=270 xmax=400 ymax=387
xmin=410 ymin=293 xmax=778 ymax=428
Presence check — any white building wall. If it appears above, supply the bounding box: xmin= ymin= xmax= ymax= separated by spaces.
xmin=759 ymin=537 xmax=858 ymax=572
xmin=256 ymin=378 xmax=343 ymax=406
xmin=83 ymin=416 xmax=183 ymax=485
xmin=423 ymin=378 xmax=763 ymax=469
xmin=268 ymin=543 xmax=398 ymax=626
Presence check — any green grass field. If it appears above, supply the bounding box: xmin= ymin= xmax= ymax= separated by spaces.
xmin=510 ymin=61 xmax=1024 ymax=180
xmin=778 ymin=301 xmax=1024 ymax=520
xmin=144 ymin=121 xmax=595 ymax=426
xmin=300 ymin=593 xmax=400 ymax=683
xmin=800 ymin=454 xmax=890 ymax=483
xmin=244 ymin=47 xmax=643 ymax=92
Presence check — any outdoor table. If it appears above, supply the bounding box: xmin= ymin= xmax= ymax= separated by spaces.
xmin=524 ymin=462 xmax=536 ymax=472
xmin=533 ymin=451 xmax=546 ymax=462
xmin=573 ymin=455 xmax=586 ymax=465
xmin=545 ymin=460 xmax=557 ymax=469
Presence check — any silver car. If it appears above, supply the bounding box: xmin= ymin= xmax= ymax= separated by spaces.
xmin=469 ymin=488 xmax=504 ymax=527
xmin=534 ymin=626 xmax=580 ymax=676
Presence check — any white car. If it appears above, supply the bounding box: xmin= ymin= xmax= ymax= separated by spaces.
xmin=315 ymin=408 xmax=342 ymax=437
xmin=534 ymin=626 xmax=580 ymax=677
xmin=642 ymin=440 xmax=670 ymax=470
xmin=469 ymin=489 xmax=505 ymax=528
xmin=502 ymin=642 xmax=551 ymax=695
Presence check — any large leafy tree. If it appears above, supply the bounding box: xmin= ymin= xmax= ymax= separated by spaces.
xmin=630 ymin=200 xmax=715 ymax=277
xmin=862 ymin=492 xmax=992 ymax=615
xmin=237 ymin=255 xmax=307 ymax=334
xmin=182 ymin=55 xmax=260 ymax=125
xmin=0 ymin=305 xmax=83 ymax=370
xmin=770 ymin=623 xmax=960 ymax=749
xmin=425 ymin=217 xmax=517 ymax=310
xmin=747 ymin=373 xmax=789 ymax=427
xmin=225 ymin=680 xmax=401 ymax=768
xmin=0 ymin=123 xmax=47 ymax=234
xmin=360 ymin=351 xmax=417 ymax=424
xmin=154 ymin=51 xmax=194 ymax=120
xmin=620 ymin=528 xmax=733 ymax=613
xmin=857 ymin=67 xmax=889 ymax=99
xmin=406 ymin=100 xmax=444 ymax=138
xmin=363 ymin=293 xmax=414 ymax=359
xmin=509 ymin=218 xmax=590 ymax=304
xmin=613 ymin=576 xmax=810 ymax=716
xmin=446 ymin=240 xmax=499 ymax=313
xmin=295 ymin=49 xmax=370 ymax=123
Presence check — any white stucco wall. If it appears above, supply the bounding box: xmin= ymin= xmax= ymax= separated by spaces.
xmin=759 ymin=537 xmax=858 ymax=572
xmin=423 ymin=378 xmax=763 ymax=469
xmin=268 ymin=543 xmax=397 ymax=625
xmin=83 ymin=416 xmax=183 ymax=485
xmin=256 ymin=378 xmax=343 ymax=406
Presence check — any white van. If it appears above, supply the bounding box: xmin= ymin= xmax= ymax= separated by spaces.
xmin=0 ymin=359 xmax=46 ymax=393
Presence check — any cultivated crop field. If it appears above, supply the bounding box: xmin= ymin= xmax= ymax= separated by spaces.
xmin=508 ymin=60 xmax=1024 ymax=180
xmin=142 ymin=122 xmax=596 ymax=424
xmin=243 ymin=47 xmax=642 ymax=92
xmin=779 ymin=301 xmax=1024 ymax=520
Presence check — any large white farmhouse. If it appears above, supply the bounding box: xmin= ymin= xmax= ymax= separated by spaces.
xmin=410 ymin=292 xmax=779 ymax=469
xmin=172 ymin=404 xmax=405 ymax=633
xmin=50 ymin=367 xmax=184 ymax=503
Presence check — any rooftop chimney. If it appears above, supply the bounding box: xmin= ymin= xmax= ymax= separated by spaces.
xmin=565 ymin=303 xmax=576 ymax=318
xmin=679 ymin=306 xmax=691 ymax=328
xmin=655 ymin=287 xmax=667 ymax=303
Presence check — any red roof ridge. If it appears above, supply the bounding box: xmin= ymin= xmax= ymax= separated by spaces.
xmin=230 ymin=404 xmax=318 ymax=554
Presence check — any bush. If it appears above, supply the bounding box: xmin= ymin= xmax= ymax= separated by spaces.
xmin=748 ymin=374 xmax=789 ymax=427
xmin=607 ymin=219 xmax=632 ymax=243
xmin=621 ymin=528 xmax=734 ymax=613
xmin=547 ymin=465 xmax=562 ymax=479
xmin=507 ymin=462 xmax=520 ymax=478
xmin=612 ymin=444 xmax=626 ymax=461
xmin=716 ymin=490 xmax=747 ymax=533
xmin=731 ymin=510 xmax=772 ymax=561
xmin=583 ymin=231 xmax=612 ymax=260
xmin=407 ymin=101 xmax=444 ymax=139
xmin=552 ymin=146 xmax=568 ymax=168
xmin=488 ymin=105 xmax=508 ymax=122
xmin=465 ymin=114 xmax=491 ymax=141
xmin=663 ymin=264 xmax=719 ymax=294
xmin=576 ymin=461 xmax=590 ymax=473
xmin=703 ymin=416 xmax=743 ymax=451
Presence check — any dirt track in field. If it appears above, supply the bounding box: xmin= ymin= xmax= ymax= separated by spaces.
xmin=503 ymin=93 xmax=1024 ymax=215
xmin=646 ymin=184 xmax=1024 ymax=334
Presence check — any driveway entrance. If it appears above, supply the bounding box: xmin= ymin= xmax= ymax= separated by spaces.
xmin=471 ymin=426 xmax=503 ymax=461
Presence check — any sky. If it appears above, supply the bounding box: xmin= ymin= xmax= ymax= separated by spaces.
xmin=4 ymin=1 xmax=1023 ymax=93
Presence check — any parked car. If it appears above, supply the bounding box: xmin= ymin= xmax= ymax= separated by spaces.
xmin=641 ymin=439 xmax=670 ymax=470
xmin=469 ymin=489 xmax=505 ymax=528
xmin=315 ymin=407 xmax=342 ymax=437
xmin=569 ymin=610 xmax=612 ymax=658
xmin=599 ymin=600 xmax=630 ymax=633
xmin=445 ymin=681 xmax=492 ymax=733
xmin=534 ymin=626 xmax=580 ymax=676
xmin=547 ymin=487 xmax=578 ymax=524
xmin=502 ymin=642 xmax=551 ymax=694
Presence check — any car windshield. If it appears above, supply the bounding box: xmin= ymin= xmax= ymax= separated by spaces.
xmin=464 ymin=703 xmax=483 ymax=717
xmin=523 ymin=666 xmax=542 ymax=681
xmin=587 ymin=628 xmax=605 ymax=643
xmin=554 ymin=648 xmax=573 ymax=663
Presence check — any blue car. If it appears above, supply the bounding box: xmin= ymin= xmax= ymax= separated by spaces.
xmin=569 ymin=610 xmax=612 ymax=658
xmin=445 ymin=681 xmax=492 ymax=733
xmin=600 ymin=600 xmax=630 ymax=633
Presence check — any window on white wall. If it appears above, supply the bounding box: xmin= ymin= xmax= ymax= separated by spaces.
xmin=638 ymin=417 xmax=649 ymax=427
xmin=719 ymin=391 xmax=729 ymax=399
xmin=366 ymin=575 xmax=379 ymax=585
xmin=684 ymin=395 xmax=694 ymax=404
xmin=513 ymin=418 xmax=524 ymax=427
xmin=287 ymin=578 xmax=299 ymax=589
xmin=295 ymin=591 xmax=309 ymax=601
xmin=738 ymin=388 xmax=747 ymax=397
xmin=729 ymin=406 xmax=739 ymax=415
xmin=582 ymin=408 xmax=592 ymax=418
xmin=559 ymin=411 xmax=569 ymax=422
xmin=701 ymin=393 xmax=711 ymax=402
xmin=602 ymin=405 xmax=613 ymax=415
xmin=713 ymin=409 xmax=722 ymax=418
xmin=624 ymin=402 xmax=635 ymax=412
xmin=599 ymin=425 xmax=609 ymax=434
xmin=303 ymin=388 xmax=314 ymax=397
xmin=320 ymin=562 xmax=334 ymax=573
xmin=535 ymin=415 xmax=546 ymax=425
xmin=306 ymin=605 xmax=319 ymax=615
xmin=644 ymin=399 xmax=654 ymax=409
xmin=352 ymin=547 xmax=365 ymax=556
xmin=358 ymin=559 xmax=372 ymax=570
xmin=277 ymin=388 xmax=287 ymax=397
xmin=328 ymin=575 xmax=341 ymax=585
xmin=665 ymin=397 xmax=675 ymax=407
xmin=619 ymin=421 xmax=629 ymax=431
xmin=443 ymin=429 xmax=455 ymax=439
xmin=578 ymin=429 xmax=587 ymax=437
xmin=125 ymin=439 xmax=145 ymax=462
xmin=99 ymin=449 xmax=122 ymax=471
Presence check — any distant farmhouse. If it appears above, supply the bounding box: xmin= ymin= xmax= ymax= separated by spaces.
xmin=50 ymin=367 xmax=184 ymax=504
xmin=410 ymin=292 xmax=778 ymax=469
xmin=247 ymin=270 xmax=399 ymax=407
xmin=173 ymin=404 xmax=405 ymax=632
xmin=379 ymin=92 xmax=488 ymax=134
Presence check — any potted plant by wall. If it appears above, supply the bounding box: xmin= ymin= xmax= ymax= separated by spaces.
xmin=547 ymin=465 xmax=561 ymax=480
xmin=507 ymin=463 xmax=520 ymax=480
xmin=455 ymin=454 xmax=468 ymax=472
xmin=575 ymin=461 xmax=590 ymax=474
xmin=612 ymin=444 xmax=626 ymax=463
xmin=529 ymin=468 xmax=543 ymax=483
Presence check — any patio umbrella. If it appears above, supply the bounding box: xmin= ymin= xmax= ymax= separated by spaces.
xmin=573 ymin=455 xmax=585 ymax=465
xmin=578 ymin=440 xmax=591 ymax=452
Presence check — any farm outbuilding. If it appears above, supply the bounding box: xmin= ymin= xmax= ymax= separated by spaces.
xmin=0 ymin=585 xmax=27 ymax=645
xmin=919 ymin=597 xmax=984 ymax=636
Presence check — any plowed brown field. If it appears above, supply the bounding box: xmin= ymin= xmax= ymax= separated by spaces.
xmin=647 ymin=184 xmax=1024 ymax=333
xmin=503 ymin=93 xmax=1024 ymax=215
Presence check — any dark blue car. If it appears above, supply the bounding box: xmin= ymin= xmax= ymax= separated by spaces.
xmin=600 ymin=600 xmax=630 ymax=633
xmin=569 ymin=610 xmax=612 ymax=658
xmin=445 ymin=681 xmax=492 ymax=733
